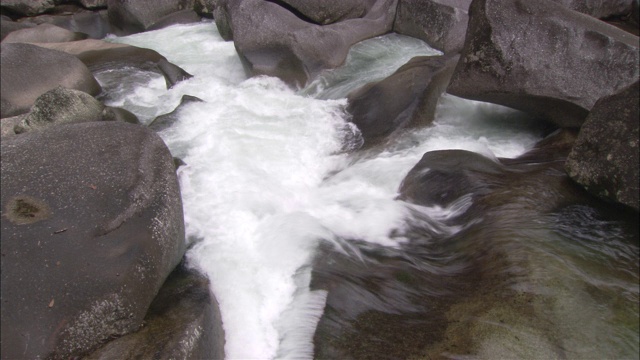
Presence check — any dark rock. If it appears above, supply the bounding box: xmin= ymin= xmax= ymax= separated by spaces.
xmin=277 ymin=0 xmax=375 ymax=25
xmin=147 ymin=9 xmax=202 ymax=31
xmin=149 ymin=95 xmax=203 ymax=132
xmin=78 ymin=0 xmax=108 ymax=9
xmin=398 ymin=149 xmax=506 ymax=208
xmin=346 ymin=54 xmax=459 ymax=147
xmin=0 ymin=0 xmax=57 ymax=17
xmin=215 ymin=0 xmax=397 ymax=87
xmin=0 ymin=15 xmax=36 ymax=40
xmin=14 ymin=87 xmax=104 ymax=134
xmin=565 ymin=81 xmax=639 ymax=211
xmin=194 ymin=0 xmax=217 ymax=17
xmin=102 ymin=106 xmax=141 ymax=124
xmin=32 ymin=40 xmax=193 ymax=88
xmin=85 ymin=264 xmax=225 ymax=360
xmin=0 ymin=42 xmax=101 ymax=118
xmin=17 ymin=10 xmax=112 ymax=39
xmin=550 ymin=0 xmax=635 ymax=19
xmin=2 ymin=23 xmax=88 ymax=43
xmin=0 ymin=121 xmax=186 ymax=359
xmin=447 ymin=0 xmax=640 ymax=128
xmin=107 ymin=0 xmax=196 ymax=35
xmin=394 ymin=0 xmax=472 ymax=53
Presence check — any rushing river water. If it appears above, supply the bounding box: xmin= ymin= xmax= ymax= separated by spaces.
xmin=96 ymin=21 xmax=639 ymax=360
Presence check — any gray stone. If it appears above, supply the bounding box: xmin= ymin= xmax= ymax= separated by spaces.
xmin=1 ymin=121 xmax=186 ymax=359
xmin=149 ymin=95 xmax=203 ymax=132
xmin=16 ymin=10 xmax=112 ymax=39
xmin=0 ymin=42 xmax=101 ymax=118
xmin=550 ymin=0 xmax=635 ymax=19
xmin=216 ymin=0 xmax=397 ymax=87
xmin=565 ymin=81 xmax=639 ymax=211
xmin=394 ymin=0 xmax=472 ymax=53
xmin=146 ymin=9 xmax=202 ymax=31
xmin=102 ymin=106 xmax=141 ymax=124
xmin=0 ymin=0 xmax=57 ymax=16
xmin=0 ymin=15 xmax=36 ymax=41
xmin=447 ymin=0 xmax=639 ymax=128
xmin=2 ymin=23 xmax=88 ymax=43
xmin=0 ymin=114 xmax=24 ymax=138
xmin=107 ymin=0 xmax=196 ymax=35
xmin=346 ymin=54 xmax=459 ymax=147
xmin=278 ymin=0 xmax=376 ymax=25
xmin=32 ymin=40 xmax=193 ymax=89
xmin=85 ymin=264 xmax=225 ymax=360
xmin=14 ymin=87 xmax=104 ymax=134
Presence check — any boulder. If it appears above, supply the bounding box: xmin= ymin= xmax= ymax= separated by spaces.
xmin=0 ymin=121 xmax=186 ymax=359
xmin=148 ymin=95 xmax=203 ymax=132
xmin=447 ymin=0 xmax=640 ymax=128
xmin=215 ymin=0 xmax=397 ymax=87
xmin=85 ymin=264 xmax=225 ymax=360
xmin=32 ymin=40 xmax=193 ymax=88
xmin=146 ymin=9 xmax=202 ymax=31
xmin=565 ymin=81 xmax=639 ymax=211
xmin=14 ymin=87 xmax=104 ymax=134
xmin=394 ymin=0 xmax=472 ymax=54
xmin=2 ymin=23 xmax=88 ymax=43
xmin=0 ymin=114 xmax=24 ymax=138
xmin=346 ymin=54 xmax=459 ymax=147
xmin=194 ymin=0 xmax=217 ymax=17
xmin=277 ymin=0 xmax=376 ymax=25
xmin=550 ymin=0 xmax=635 ymax=19
xmin=78 ymin=0 xmax=108 ymax=8
xmin=0 ymin=15 xmax=36 ymax=41
xmin=0 ymin=42 xmax=101 ymax=118
xmin=0 ymin=0 xmax=57 ymax=17
xmin=107 ymin=0 xmax=196 ymax=35
xmin=102 ymin=106 xmax=141 ymax=124
xmin=16 ymin=10 xmax=112 ymax=39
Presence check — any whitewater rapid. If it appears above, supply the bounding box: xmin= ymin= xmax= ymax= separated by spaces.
xmin=98 ymin=21 xmax=545 ymax=359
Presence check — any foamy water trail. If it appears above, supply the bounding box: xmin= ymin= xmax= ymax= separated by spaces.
xmin=98 ymin=22 xmax=542 ymax=359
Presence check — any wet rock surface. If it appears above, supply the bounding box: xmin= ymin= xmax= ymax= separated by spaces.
xmin=1 ymin=121 xmax=186 ymax=359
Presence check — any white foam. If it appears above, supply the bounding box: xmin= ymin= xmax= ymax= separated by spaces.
xmin=100 ymin=22 xmax=542 ymax=359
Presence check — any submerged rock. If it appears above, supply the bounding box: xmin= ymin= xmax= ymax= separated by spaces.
xmin=149 ymin=94 xmax=203 ymax=132
xmin=1 ymin=121 xmax=186 ymax=359
xmin=447 ymin=0 xmax=639 ymax=128
xmin=0 ymin=42 xmax=101 ymax=118
xmin=565 ymin=81 xmax=639 ymax=211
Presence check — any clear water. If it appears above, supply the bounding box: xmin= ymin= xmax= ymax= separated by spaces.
xmin=98 ymin=21 xmax=638 ymax=360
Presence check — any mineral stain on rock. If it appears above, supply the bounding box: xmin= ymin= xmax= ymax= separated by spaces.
xmin=4 ymin=195 xmax=51 ymax=225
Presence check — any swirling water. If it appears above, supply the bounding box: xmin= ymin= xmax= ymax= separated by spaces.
xmin=97 ymin=21 xmax=638 ymax=359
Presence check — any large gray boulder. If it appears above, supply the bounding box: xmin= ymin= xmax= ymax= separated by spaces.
xmin=565 ymin=81 xmax=639 ymax=211
xmin=2 ymin=23 xmax=87 ymax=43
xmin=394 ymin=0 xmax=472 ymax=54
xmin=346 ymin=54 xmax=459 ymax=147
xmin=278 ymin=0 xmax=376 ymax=25
xmin=149 ymin=94 xmax=203 ymax=132
xmin=1 ymin=121 xmax=186 ymax=359
xmin=0 ymin=15 xmax=36 ymax=41
xmin=447 ymin=0 xmax=639 ymax=128
xmin=107 ymin=0 xmax=196 ymax=35
xmin=215 ymin=0 xmax=397 ymax=87
xmin=13 ymin=87 xmax=104 ymax=133
xmin=0 ymin=42 xmax=101 ymax=118
xmin=32 ymin=39 xmax=192 ymax=89
xmin=13 ymin=10 xmax=112 ymax=39
xmin=85 ymin=264 xmax=225 ymax=360
xmin=0 ymin=0 xmax=57 ymax=16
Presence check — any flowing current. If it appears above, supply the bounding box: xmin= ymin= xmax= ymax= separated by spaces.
xmin=97 ymin=22 xmax=638 ymax=359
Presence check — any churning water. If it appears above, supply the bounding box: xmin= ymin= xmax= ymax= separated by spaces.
xmin=97 ymin=21 xmax=638 ymax=360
